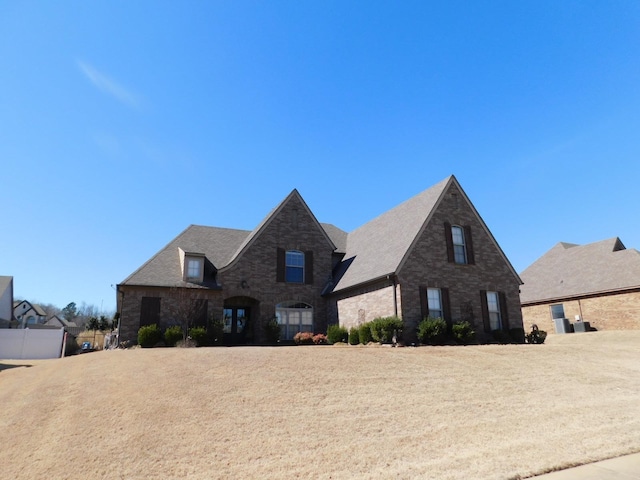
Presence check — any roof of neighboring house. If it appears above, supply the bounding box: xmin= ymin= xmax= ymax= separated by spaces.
xmin=12 ymin=300 xmax=47 ymax=316
xmin=520 ymin=237 xmax=640 ymax=304
xmin=0 ymin=276 xmax=12 ymax=294
xmin=45 ymin=315 xmax=77 ymax=328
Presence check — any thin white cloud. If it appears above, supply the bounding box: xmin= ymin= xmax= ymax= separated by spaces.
xmin=77 ymin=60 xmax=141 ymax=108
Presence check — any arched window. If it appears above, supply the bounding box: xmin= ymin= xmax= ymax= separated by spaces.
xmin=275 ymin=301 xmax=313 ymax=340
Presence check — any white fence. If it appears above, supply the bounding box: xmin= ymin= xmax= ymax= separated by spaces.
xmin=0 ymin=328 xmax=65 ymax=360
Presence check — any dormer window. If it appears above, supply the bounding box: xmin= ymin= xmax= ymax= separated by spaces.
xmin=187 ymin=259 xmax=201 ymax=280
xmin=180 ymin=248 xmax=205 ymax=283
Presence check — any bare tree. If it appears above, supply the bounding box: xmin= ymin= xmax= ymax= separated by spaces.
xmin=164 ymin=284 xmax=208 ymax=343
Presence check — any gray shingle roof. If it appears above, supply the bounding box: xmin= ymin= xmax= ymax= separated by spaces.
xmin=121 ymin=225 xmax=251 ymax=286
xmin=331 ymin=176 xmax=452 ymax=292
xmin=520 ymin=237 xmax=640 ymax=304
xmin=121 ymin=191 xmax=344 ymax=287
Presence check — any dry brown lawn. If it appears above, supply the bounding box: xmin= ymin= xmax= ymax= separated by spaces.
xmin=1 ymin=331 xmax=640 ymax=480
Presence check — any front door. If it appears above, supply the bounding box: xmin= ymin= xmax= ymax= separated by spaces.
xmin=223 ymin=307 xmax=249 ymax=345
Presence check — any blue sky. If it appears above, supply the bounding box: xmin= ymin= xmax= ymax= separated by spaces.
xmin=2 ymin=1 xmax=639 ymax=313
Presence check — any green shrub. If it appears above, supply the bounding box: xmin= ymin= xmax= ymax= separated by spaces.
xmin=417 ymin=317 xmax=448 ymax=345
xmin=164 ymin=325 xmax=184 ymax=347
xmin=509 ymin=328 xmax=525 ymax=344
xmin=348 ymin=327 xmax=360 ymax=345
xmin=138 ymin=324 xmax=163 ymax=348
xmin=370 ymin=316 xmax=403 ymax=344
xmin=206 ymin=316 xmax=225 ymax=345
xmin=188 ymin=326 xmax=208 ymax=346
xmin=525 ymin=325 xmax=547 ymax=344
xmin=358 ymin=323 xmax=373 ymax=345
xmin=451 ymin=321 xmax=475 ymax=345
xmin=264 ymin=317 xmax=281 ymax=344
xmin=327 ymin=324 xmax=348 ymax=344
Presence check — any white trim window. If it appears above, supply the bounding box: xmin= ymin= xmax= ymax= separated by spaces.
xmin=285 ymin=250 xmax=305 ymax=283
xmin=187 ymin=259 xmax=201 ymax=280
xmin=427 ymin=288 xmax=443 ymax=319
xmin=550 ymin=304 xmax=565 ymax=320
xmin=486 ymin=291 xmax=502 ymax=330
xmin=276 ymin=301 xmax=313 ymax=340
xmin=451 ymin=226 xmax=467 ymax=264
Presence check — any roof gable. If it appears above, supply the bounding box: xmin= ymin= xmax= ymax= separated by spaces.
xmin=332 ymin=176 xmax=452 ymax=292
xmin=219 ymin=189 xmax=336 ymax=272
xmin=520 ymin=237 xmax=640 ymax=303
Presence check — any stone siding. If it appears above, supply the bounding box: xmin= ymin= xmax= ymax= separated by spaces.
xmin=335 ymin=282 xmax=402 ymax=330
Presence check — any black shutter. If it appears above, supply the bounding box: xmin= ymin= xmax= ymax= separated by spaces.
xmin=444 ymin=222 xmax=454 ymax=263
xmin=442 ymin=288 xmax=451 ymax=327
xmin=419 ymin=286 xmax=428 ymax=320
xmin=276 ymin=248 xmax=285 ymax=282
xmin=305 ymin=251 xmax=314 ymax=284
xmin=499 ymin=292 xmax=509 ymax=331
xmin=464 ymin=226 xmax=475 ymax=264
xmin=480 ymin=290 xmax=490 ymax=333
xmin=140 ymin=297 xmax=161 ymax=327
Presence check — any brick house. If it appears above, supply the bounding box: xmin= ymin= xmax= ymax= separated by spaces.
xmin=520 ymin=238 xmax=640 ymax=333
xmin=117 ymin=175 xmax=523 ymax=344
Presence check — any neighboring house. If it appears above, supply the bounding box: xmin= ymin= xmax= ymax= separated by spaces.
xmin=13 ymin=300 xmax=47 ymax=328
xmin=118 ymin=175 xmax=523 ymax=344
xmin=520 ymin=238 xmax=640 ymax=333
xmin=45 ymin=315 xmax=83 ymax=337
xmin=0 ymin=276 xmax=13 ymax=328
xmin=45 ymin=314 xmax=78 ymax=328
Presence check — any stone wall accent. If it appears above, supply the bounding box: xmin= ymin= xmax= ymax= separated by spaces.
xmin=335 ymin=282 xmax=401 ymax=330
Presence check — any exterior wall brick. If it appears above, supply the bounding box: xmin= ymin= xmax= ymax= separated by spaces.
xmin=118 ymin=193 xmax=336 ymax=344
xmin=397 ymin=183 xmax=522 ymax=341
xmin=522 ymin=289 xmax=640 ymax=334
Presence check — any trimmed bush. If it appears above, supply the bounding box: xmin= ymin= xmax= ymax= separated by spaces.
xmin=264 ymin=317 xmax=281 ymax=344
xmin=206 ymin=316 xmax=225 ymax=345
xmin=327 ymin=324 xmax=348 ymax=344
xmin=451 ymin=321 xmax=475 ymax=345
xmin=417 ymin=317 xmax=448 ymax=345
xmin=509 ymin=328 xmax=525 ymax=344
xmin=294 ymin=331 xmax=314 ymax=345
xmin=188 ymin=326 xmax=207 ymax=346
xmin=370 ymin=316 xmax=403 ymax=344
xmin=525 ymin=325 xmax=547 ymax=344
xmin=358 ymin=323 xmax=373 ymax=345
xmin=138 ymin=324 xmax=163 ymax=348
xmin=164 ymin=325 xmax=184 ymax=347
xmin=312 ymin=334 xmax=328 ymax=345
xmin=348 ymin=327 xmax=360 ymax=345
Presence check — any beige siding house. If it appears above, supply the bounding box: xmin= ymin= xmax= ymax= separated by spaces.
xmin=520 ymin=238 xmax=640 ymax=333
xmin=118 ymin=175 xmax=523 ymax=344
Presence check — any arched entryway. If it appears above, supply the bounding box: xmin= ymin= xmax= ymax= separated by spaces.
xmin=275 ymin=301 xmax=313 ymax=341
xmin=223 ymin=296 xmax=259 ymax=345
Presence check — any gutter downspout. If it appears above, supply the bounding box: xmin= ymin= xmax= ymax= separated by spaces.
xmin=388 ymin=274 xmax=398 ymax=317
